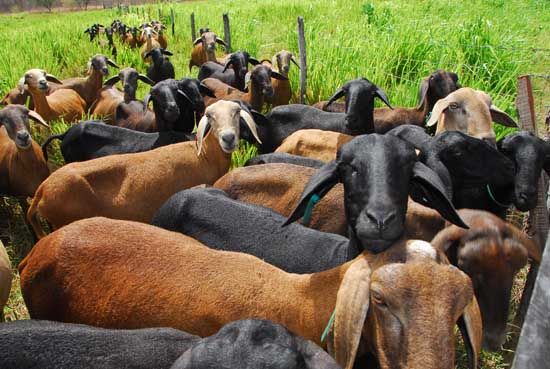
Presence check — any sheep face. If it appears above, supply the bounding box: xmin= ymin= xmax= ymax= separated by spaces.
xmin=247 ymin=65 xmax=287 ymax=99
xmin=421 ymin=70 xmax=459 ymax=105
xmin=0 ymin=105 xmax=48 ymax=150
xmin=224 ymin=51 xmax=259 ymax=83
xmin=148 ymin=80 xmax=182 ymax=122
xmin=20 ymin=69 xmax=63 ymax=94
xmin=499 ymin=131 xmax=550 ymax=211
xmin=89 ymin=54 xmax=118 ymax=76
xmin=272 ymin=50 xmax=299 ymax=76
xmin=364 ymin=262 xmax=474 ymax=369
xmin=171 ymin=319 xmax=340 ymax=369
xmin=193 ymin=31 xmax=225 ymax=57
xmin=196 ymin=100 xmax=261 ymax=155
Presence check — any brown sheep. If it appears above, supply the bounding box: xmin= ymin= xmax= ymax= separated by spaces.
xmin=19 ymin=69 xmax=86 ymax=124
xmin=19 ymin=217 xmax=482 ymax=369
xmin=263 ymin=50 xmax=299 ymax=107
xmin=140 ymin=26 xmax=161 ymax=63
xmin=89 ymin=85 xmax=125 ymax=124
xmin=188 ymin=29 xmax=227 ymax=71
xmin=0 ymin=240 xmax=11 ymax=323
xmin=431 ymin=209 xmax=542 ymax=351
xmin=426 ymin=87 xmax=518 ymax=145
xmin=151 ymin=20 xmax=168 ymax=49
xmin=26 ymin=100 xmax=262 ymax=239
xmin=275 ymin=129 xmax=353 ymax=161
xmin=61 ymin=54 xmax=119 ymax=108
xmin=312 ymin=70 xmax=460 ymax=133
xmin=0 ymin=105 xmax=50 ymax=197
xmin=213 ymin=163 xmax=445 ymax=241
xmin=202 ymin=64 xmax=287 ymax=111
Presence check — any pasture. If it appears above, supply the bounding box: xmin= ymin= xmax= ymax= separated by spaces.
xmin=0 ymin=0 xmax=549 ymax=368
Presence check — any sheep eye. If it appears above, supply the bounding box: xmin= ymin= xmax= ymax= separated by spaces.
xmin=372 ymin=291 xmax=385 ymax=306
xmin=448 ymin=103 xmax=459 ymax=110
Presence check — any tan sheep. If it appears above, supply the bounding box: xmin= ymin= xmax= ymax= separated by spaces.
xmin=27 ymin=100 xmax=262 ymax=239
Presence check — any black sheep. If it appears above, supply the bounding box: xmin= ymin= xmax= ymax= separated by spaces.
xmin=245 ymin=152 xmax=324 ymax=168
xmin=198 ymin=51 xmax=260 ymax=91
xmin=145 ymin=48 xmax=176 ymax=83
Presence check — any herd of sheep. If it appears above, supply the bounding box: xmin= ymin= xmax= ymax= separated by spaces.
xmin=0 ymin=17 xmax=547 ymax=369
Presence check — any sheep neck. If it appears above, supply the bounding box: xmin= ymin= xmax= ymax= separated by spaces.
xmin=87 ymin=70 xmax=104 ymax=96
xmin=27 ymin=87 xmax=55 ymax=121
xmin=247 ymin=81 xmax=265 ymax=111
xmin=194 ymin=131 xmax=232 ymax=178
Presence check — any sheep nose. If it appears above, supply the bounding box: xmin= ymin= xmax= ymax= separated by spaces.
xmin=365 ymin=210 xmax=396 ymax=233
xmin=39 ymin=80 xmax=48 ymax=88
xmin=101 ymin=68 xmax=109 ymax=75
xmin=221 ymin=132 xmax=236 ymax=144
xmin=263 ymin=87 xmax=274 ymax=98
xmin=17 ymin=131 xmax=31 ymax=143
xmin=166 ymin=103 xmax=178 ymax=112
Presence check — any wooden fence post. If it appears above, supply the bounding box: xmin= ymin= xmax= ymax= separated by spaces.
xmin=297 ymin=16 xmax=307 ymax=104
xmin=190 ymin=12 xmax=196 ymax=42
xmin=158 ymin=8 xmax=162 ymax=21
xmin=223 ymin=13 xmax=232 ymax=53
xmin=170 ymin=8 xmax=175 ymax=37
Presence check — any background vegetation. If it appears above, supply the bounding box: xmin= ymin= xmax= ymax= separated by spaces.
xmin=0 ymin=1 xmax=549 ymax=368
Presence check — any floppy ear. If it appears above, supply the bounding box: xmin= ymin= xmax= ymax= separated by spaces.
xmin=142 ymin=94 xmax=152 ymax=112
xmin=161 ymin=49 xmax=173 ymax=56
xmin=270 ymin=70 xmax=288 ymax=80
xmin=490 ymin=105 xmax=518 ymax=127
xmin=543 ymin=142 xmax=550 ymax=178
xmin=106 ymin=58 xmax=119 ymax=68
xmin=388 ymin=124 xmax=432 ymax=152
xmin=457 ymin=297 xmax=483 ymax=369
xmin=430 ymin=225 xmax=467 ymax=264
xmin=239 ymin=108 xmax=262 ymax=144
xmin=290 ymin=55 xmax=300 ymax=69
xmin=374 ymin=86 xmax=393 ymax=109
xmin=248 ymin=57 xmax=260 ymax=66
xmin=215 ymin=37 xmax=227 ymax=47
xmin=508 ymin=225 xmax=542 ymax=263
xmin=222 ymin=58 xmax=233 ymax=73
xmin=409 ymin=161 xmax=468 ymax=229
xmin=416 ymin=78 xmax=429 ymax=109
xmin=299 ymin=339 xmax=342 ymax=369
xmin=199 ymin=83 xmax=216 ymax=98
xmin=284 ymin=161 xmax=340 ymax=226
xmin=177 ymin=89 xmax=192 ymax=105
xmin=196 ymin=114 xmax=210 ymax=156
xmin=192 ymin=37 xmax=202 ymax=45
xmin=28 ymin=110 xmax=49 ymax=128
xmin=18 ymin=77 xmax=26 ymax=93
xmin=330 ymin=256 xmax=371 ymax=369
xmin=45 ymin=74 xmax=63 ymax=85
xmin=104 ymin=75 xmax=120 ymax=86
xmin=144 ymin=50 xmax=152 ymax=59
xmin=138 ymin=74 xmax=155 ymax=86
xmin=325 ymin=87 xmax=345 ymax=108
xmin=426 ymin=97 xmax=450 ymax=127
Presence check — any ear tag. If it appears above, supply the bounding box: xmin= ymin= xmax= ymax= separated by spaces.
xmin=302 ymin=194 xmax=321 ymax=226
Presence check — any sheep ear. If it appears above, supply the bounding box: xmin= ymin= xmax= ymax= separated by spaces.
xmin=177 ymin=89 xmax=192 ymax=105
xmin=290 ymin=55 xmax=301 ymax=69
xmin=138 ymin=74 xmax=155 ymax=86
xmin=299 ymin=339 xmax=342 ymax=369
xmin=457 ymin=297 xmax=482 ymax=369
xmin=508 ymin=225 xmax=542 ymax=263
xmin=490 ymin=105 xmax=518 ymax=127
xmin=284 ymin=161 xmax=340 ymax=226
xmin=244 ymin=72 xmax=251 ymax=87
xmin=426 ymin=98 xmax=450 ymax=127
xmin=28 ymin=110 xmax=49 ymax=128
xmin=196 ymin=115 xmax=210 ymax=156
xmin=239 ymin=109 xmax=262 ymax=144
xmin=106 ymin=58 xmax=119 ymax=68
xmin=144 ymin=50 xmax=152 ymax=59
xmin=222 ymin=59 xmax=233 ymax=73
xmin=416 ymin=78 xmax=429 ymax=109
xmin=143 ymin=94 xmax=152 ymax=112
xmin=192 ymin=37 xmax=202 ymax=45
xmin=215 ymin=37 xmax=227 ymax=47
xmin=18 ymin=77 xmax=26 ymax=93
xmin=45 ymin=74 xmax=63 ymax=85
xmin=326 ymin=88 xmax=345 ymax=108
xmin=409 ymin=161 xmax=469 ymax=229
xmin=430 ymin=225 xmax=467 ymax=259
xmin=161 ymin=49 xmax=173 ymax=56
xmin=104 ymin=75 xmax=120 ymax=86
xmin=270 ymin=70 xmax=288 ymax=81
xmin=248 ymin=57 xmax=260 ymax=66
xmin=374 ymin=86 xmax=393 ymax=110
xmin=331 ymin=256 xmax=371 ymax=369
xmin=388 ymin=124 xmax=432 ymax=152
xmin=199 ymin=83 xmax=216 ymax=98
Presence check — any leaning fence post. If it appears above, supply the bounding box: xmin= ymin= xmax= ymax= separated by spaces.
xmin=170 ymin=8 xmax=175 ymax=37
xmin=158 ymin=8 xmax=162 ymax=21
xmin=190 ymin=12 xmax=196 ymax=42
xmin=297 ymin=16 xmax=307 ymax=104
xmin=223 ymin=13 xmax=232 ymax=53
xmin=505 ymin=75 xmax=549 ymax=362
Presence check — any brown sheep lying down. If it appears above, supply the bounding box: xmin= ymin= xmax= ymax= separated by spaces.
xmin=214 ymin=163 xmax=445 ymax=241
xmin=0 ymin=240 xmax=12 ymax=322
xmin=27 ymin=100 xmax=262 ymax=239
xmin=19 ymin=217 xmax=481 ymax=369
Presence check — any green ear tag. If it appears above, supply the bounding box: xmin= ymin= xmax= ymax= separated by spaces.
xmin=302 ymin=194 xmax=321 ymax=226
xmin=321 ymin=309 xmax=336 ymax=343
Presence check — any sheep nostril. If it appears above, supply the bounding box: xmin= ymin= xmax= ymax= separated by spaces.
xmin=221 ymin=133 xmax=236 ymax=144
xmin=17 ymin=131 xmax=30 ymax=143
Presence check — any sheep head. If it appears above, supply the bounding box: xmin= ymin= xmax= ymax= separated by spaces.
xmin=325 ymin=78 xmax=393 ymax=135
xmin=88 ymin=54 xmax=118 ymax=76
xmin=196 ymin=100 xmax=262 ymax=155
xmin=431 ymin=209 xmax=541 ymax=351
xmin=271 ymin=50 xmax=300 ymax=77
xmin=417 ymin=69 xmax=460 ymax=111
xmin=19 ymin=69 xmax=63 ymax=94
xmin=245 ymin=64 xmax=287 ymax=99
xmin=193 ymin=31 xmax=226 ymax=59
xmin=329 ymin=251 xmax=481 ymax=369
xmin=426 ymin=87 xmax=517 ymax=146
xmin=0 ymin=105 xmax=48 ymax=150
xmin=105 ymin=67 xmax=154 ymax=102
